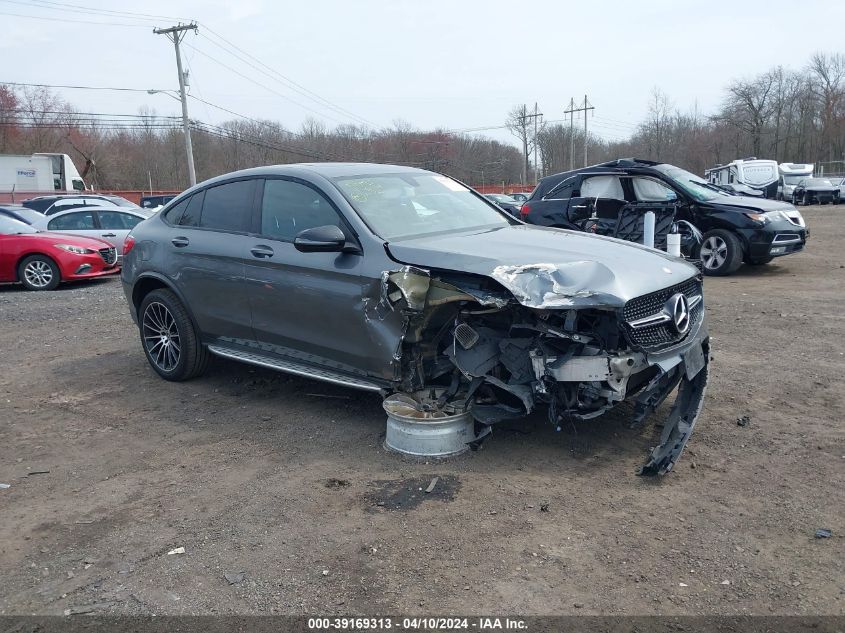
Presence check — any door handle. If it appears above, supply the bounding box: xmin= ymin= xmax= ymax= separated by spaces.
xmin=250 ymin=245 xmax=274 ymax=259
xmin=171 ymin=237 xmax=189 ymax=247
xmin=101 ymin=233 xmax=116 ymax=238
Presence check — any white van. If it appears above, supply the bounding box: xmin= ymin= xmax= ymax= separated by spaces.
xmin=776 ymin=163 xmax=814 ymax=201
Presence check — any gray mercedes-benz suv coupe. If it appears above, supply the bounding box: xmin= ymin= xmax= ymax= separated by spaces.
xmin=121 ymin=163 xmax=709 ymax=475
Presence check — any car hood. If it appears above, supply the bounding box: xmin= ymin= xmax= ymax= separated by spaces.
xmin=802 ymin=185 xmax=837 ymax=192
xmin=385 ymin=224 xmax=699 ymax=309
xmin=708 ymin=195 xmax=796 ymax=213
xmin=26 ymin=231 xmax=114 ymax=249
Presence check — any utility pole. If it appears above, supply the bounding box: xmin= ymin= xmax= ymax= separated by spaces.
xmin=532 ymin=102 xmax=543 ymax=183
xmin=518 ymin=104 xmax=543 ymax=185
xmin=154 ymin=22 xmax=198 ymax=187
xmin=564 ymin=96 xmax=595 ymax=168
xmin=566 ymin=97 xmax=575 ymax=170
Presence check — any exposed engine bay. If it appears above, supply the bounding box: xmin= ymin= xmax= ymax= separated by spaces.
xmin=381 ymin=265 xmax=710 ymax=475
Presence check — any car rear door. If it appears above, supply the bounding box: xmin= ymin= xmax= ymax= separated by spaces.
xmin=161 ymin=179 xmax=257 ymax=342
xmin=243 ymin=177 xmax=372 ymax=376
xmin=94 ymin=210 xmax=144 ymax=255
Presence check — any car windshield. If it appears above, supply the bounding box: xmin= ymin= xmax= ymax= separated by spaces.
xmin=332 ymin=173 xmax=512 ymax=240
xmin=783 ymin=175 xmax=807 ymax=185
xmin=488 ymin=194 xmax=516 ymax=203
xmin=106 ymin=197 xmax=139 ymax=208
xmin=803 ymin=178 xmax=832 ymax=186
xmin=0 ymin=216 xmax=38 ymax=234
xmin=654 ymin=164 xmax=722 ymax=201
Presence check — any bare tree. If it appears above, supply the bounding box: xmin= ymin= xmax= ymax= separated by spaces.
xmin=505 ymin=104 xmax=531 ymax=184
xmin=641 ymin=87 xmax=673 ymax=157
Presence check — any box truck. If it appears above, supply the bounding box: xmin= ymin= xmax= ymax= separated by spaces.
xmin=0 ymin=153 xmax=87 ymax=194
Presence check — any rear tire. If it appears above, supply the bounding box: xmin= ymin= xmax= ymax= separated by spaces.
xmin=138 ymin=288 xmax=209 ymax=381
xmin=699 ymin=229 xmax=743 ymax=276
xmin=18 ymin=255 xmax=60 ymax=291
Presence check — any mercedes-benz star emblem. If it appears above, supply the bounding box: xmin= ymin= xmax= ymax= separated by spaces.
xmin=667 ymin=293 xmax=690 ymax=334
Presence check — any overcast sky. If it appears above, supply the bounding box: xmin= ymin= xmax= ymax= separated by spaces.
xmin=2 ymin=0 xmax=844 ymax=147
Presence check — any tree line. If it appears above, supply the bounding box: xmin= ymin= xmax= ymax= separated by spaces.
xmin=1 ymin=50 xmax=843 ymax=192
xmin=534 ymin=52 xmax=845 ymax=179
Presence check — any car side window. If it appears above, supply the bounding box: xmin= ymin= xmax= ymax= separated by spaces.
xmin=632 ymin=177 xmax=676 ymax=202
xmin=98 ymin=211 xmax=143 ymax=230
xmin=48 ymin=211 xmax=95 ymax=231
xmin=163 ymin=197 xmax=189 ymax=224
xmin=260 ymin=179 xmax=342 ymax=241
xmin=581 ymin=176 xmax=625 ymax=199
xmin=179 ymin=191 xmax=205 ymax=227
xmin=544 ymin=180 xmax=575 ymax=200
xmin=197 ymin=181 xmax=253 ymax=232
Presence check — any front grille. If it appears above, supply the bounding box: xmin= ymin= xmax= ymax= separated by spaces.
xmin=623 ymin=277 xmax=703 ymax=351
xmin=98 ymin=247 xmax=117 ymax=266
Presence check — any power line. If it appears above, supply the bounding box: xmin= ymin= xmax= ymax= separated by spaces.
xmin=12 ymin=0 xmax=187 ymax=21
xmin=182 ymin=41 xmax=352 ymax=127
xmin=7 ymin=109 xmax=180 ymax=118
xmin=0 ymin=9 xmax=146 ymax=26
xmin=1 ymin=81 xmax=172 ymax=93
xmin=0 ymin=0 xmax=153 ymax=23
xmin=1 ymin=0 xmax=377 ymax=128
xmin=197 ymin=30 xmax=375 ymax=127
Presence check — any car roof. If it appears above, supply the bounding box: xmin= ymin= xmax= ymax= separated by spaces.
xmin=38 ymin=205 xmax=146 ymax=219
xmin=193 ymin=162 xmax=434 ymax=189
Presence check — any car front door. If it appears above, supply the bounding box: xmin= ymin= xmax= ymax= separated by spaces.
xmin=243 ymin=177 xmax=372 ymax=377
xmin=95 ymin=210 xmax=144 ymax=255
xmin=161 ymin=179 xmax=257 ymax=342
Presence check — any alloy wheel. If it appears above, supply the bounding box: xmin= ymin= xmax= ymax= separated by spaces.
xmin=24 ymin=260 xmax=54 ymax=288
xmin=700 ymin=236 xmax=728 ymax=271
xmin=142 ymin=301 xmax=181 ymax=372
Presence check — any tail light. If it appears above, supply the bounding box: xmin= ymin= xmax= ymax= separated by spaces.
xmin=123 ymin=235 xmax=136 ymax=255
xmin=519 ymin=203 xmax=531 ymax=219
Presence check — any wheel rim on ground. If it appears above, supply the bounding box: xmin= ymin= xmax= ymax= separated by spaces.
xmin=142 ymin=301 xmax=181 ymax=372
xmin=24 ymin=260 xmax=53 ymax=288
xmin=700 ymin=236 xmax=728 ymax=270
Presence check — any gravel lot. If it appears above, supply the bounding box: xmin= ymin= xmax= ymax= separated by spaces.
xmin=0 ymin=206 xmax=843 ymax=616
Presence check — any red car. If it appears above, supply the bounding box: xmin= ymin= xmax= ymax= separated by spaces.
xmin=0 ymin=216 xmax=119 ymax=291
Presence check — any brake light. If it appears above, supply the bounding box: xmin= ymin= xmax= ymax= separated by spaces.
xmin=123 ymin=235 xmax=136 ymax=255
xmin=519 ymin=203 xmax=531 ymax=218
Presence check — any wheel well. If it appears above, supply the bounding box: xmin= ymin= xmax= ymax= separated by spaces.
xmin=132 ymin=277 xmax=169 ymax=311
xmin=15 ymin=252 xmax=58 ymax=282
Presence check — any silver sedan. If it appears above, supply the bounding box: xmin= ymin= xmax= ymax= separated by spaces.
xmin=31 ymin=206 xmax=150 ymax=262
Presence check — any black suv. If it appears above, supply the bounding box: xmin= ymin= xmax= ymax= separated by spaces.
xmin=522 ymin=159 xmax=808 ymax=275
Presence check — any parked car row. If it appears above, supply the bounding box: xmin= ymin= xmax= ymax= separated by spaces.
xmin=0 ymin=193 xmax=146 ymax=291
xmin=0 ymin=216 xmax=118 ymax=290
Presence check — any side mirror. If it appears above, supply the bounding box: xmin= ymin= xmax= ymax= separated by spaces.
xmin=294 ymin=225 xmax=348 ymax=253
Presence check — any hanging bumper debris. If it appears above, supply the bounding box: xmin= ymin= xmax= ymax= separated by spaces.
xmin=377 ymin=262 xmax=710 ymax=475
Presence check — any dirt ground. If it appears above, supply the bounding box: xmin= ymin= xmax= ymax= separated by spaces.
xmin=1 ymin=206 xmax=843 ymax=617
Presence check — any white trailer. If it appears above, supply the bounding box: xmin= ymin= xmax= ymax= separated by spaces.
xmin=705 ymin=158 xmax=779 ymax=198
xmin=776 ymin=163 xmax=814 ymax=200
xmin=0 ymin=153 xmax=87 ymax=194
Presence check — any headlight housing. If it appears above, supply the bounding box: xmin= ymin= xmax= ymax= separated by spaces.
xmin=744 ymin=211 xmax=790 ymax=225
xmin=55 ymin=244 xmax=95 ymax=255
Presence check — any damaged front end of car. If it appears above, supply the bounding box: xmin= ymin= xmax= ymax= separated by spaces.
xmin=378 ymin=263 xmax=710 ymax=475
